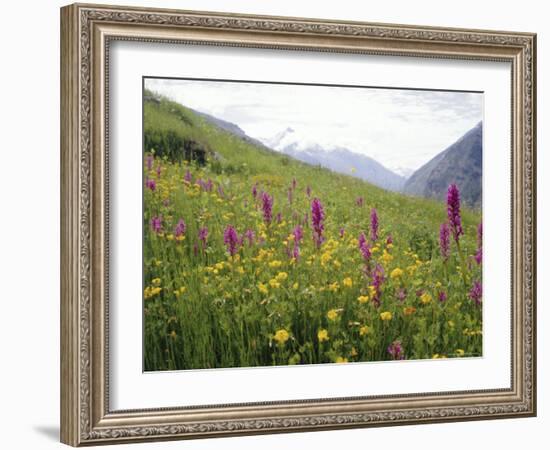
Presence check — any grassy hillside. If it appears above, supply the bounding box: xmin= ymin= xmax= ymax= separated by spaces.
xmin=143 ymin=90 xmax=483 ymax=371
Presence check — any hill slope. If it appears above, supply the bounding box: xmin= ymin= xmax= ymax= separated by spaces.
xmin=404 ymin=122 xmax=482 ymax=207
xmin=143 ymin=89 xmax=483 ymax=371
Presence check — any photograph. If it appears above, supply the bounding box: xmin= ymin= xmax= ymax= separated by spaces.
xmin=142 ymin=78 xmax=484 ymax=371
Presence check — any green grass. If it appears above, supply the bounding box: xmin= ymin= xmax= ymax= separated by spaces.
xmin=143 ymin=90 xmax=483 ymax=371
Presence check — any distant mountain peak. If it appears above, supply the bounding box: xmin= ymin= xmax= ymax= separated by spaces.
xmin=403 ymin=123 xmax=482 ymax=207
xmin=260 ymin=128 xmax=405 ymax=192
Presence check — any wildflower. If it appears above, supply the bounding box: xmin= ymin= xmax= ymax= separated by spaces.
xmin=258 ymin=282 xmax=268 ymax=294
xmin=287 ymin=188 xmax=293 ymax=205
xmin=420 ymin=292 xmax=432 ymax=304
xmin=156 ymin=164 xmax=162 ymax=179
xmin=275 ymin=272 xmax=288 ymax=282
xmin=335 ymin=357 xmax=348 ymax=363
xmin=370 ymin=208 xmax=379 ymax=242
xmin=447 ymin=184 xmax=464 ymax=243
xmin=328 ymin=282 xmax=339 ymax=292
xmin=198 ymin=226 xmax=208 ymax=247
xmin=469 ymin=280 xmax=482 ymax=305
xmin=357 ymin=295 xmax=369 ymax=304
xmin=311 ymin=198 xmax=325 ymax=248
xmin=438 ymin=291 xmax=447 ymax=302
xmin=174 ymin=218 xmax=186 ymax=238
xmin=396 ymin=288 xmax=407 ymax=302
xmin=380 ymin=311 xmax=392 ymax=321
xmin=387 ymin=340 xmax=404 ymax=360
xmin=306 ymin=185 xmax=311 ymax=197
xmin=356 ymin=197 xmax=364 ymax=207
xmin=268 ymin=260 xmax=282 ymax=268
xmin=455 ymin=349 xmax=465 ymax=357
xmin=144 ymin=286 xmax=162 ymax=299
xmin=386 ymin=234 xmax=393 ymax=245
xmin=184 ymin=169 xmax=193 ymax=183
xmin=150 ymin=216 xmax=162 ymax=233
xmin=273 ymin=329 xmax=290 ymax=345
xmin=439 ymin=222 xmax=450 ymax=261
xmin=269 ymin=279 xmax=281 ymax=289
xmin=359 ymin=325 xmax=371 ymax=336
xmin=403 ymin=306 xmax=416 ymax=316
xmin=261 ymin=192 xmax=273 ymax=225
xmin=381 ymin=249 xmax=393 ymax=264
xmin=343 ymin=277 xmax=353 ymax=288
xmin=327 ymin=309 xmax=339 ymax=321
xmin=288 ymin=225 xmax=303 ymax=260
xmin=146 ymin=154 xmax=154 ymax=171
xmin=317 ymin=329 xmax=329 ymax=342
xmin=252 ymin=183 xmax=258 ymax=199
xmin=152 ymin=277 xmax=161 ymax=286
xmin=292 ymin=178 xmax=297 ymax=189
xmin=475 ymin=222 xmax=483 ymax=265
xmin=292 ymin=282 xmax=299 ymax=290
xmin=358 ymin=232 xmax=371 ymax=263
xmin=223 ymin=225 xmax=240 ymax=256
xmin=243 ymin=229 xmax=256 ymax=246
xmin=339 ymin=227 xmax=345 ymax=238
xmin=145 ymin=178 xmax=156 ymax=191
xmin=390 ymin=268 xmax=404 ymax=279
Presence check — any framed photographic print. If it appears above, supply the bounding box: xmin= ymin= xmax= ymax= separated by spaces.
xmin=60 ymin=3 xmax=537 ymax=446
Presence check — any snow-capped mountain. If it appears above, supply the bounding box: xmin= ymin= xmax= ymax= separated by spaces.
xmin=260 ymin=127 xmax=406 ymax=192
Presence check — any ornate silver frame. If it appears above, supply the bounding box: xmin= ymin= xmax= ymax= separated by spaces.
xmin=60 ymin=3 xmax=536 ymax=446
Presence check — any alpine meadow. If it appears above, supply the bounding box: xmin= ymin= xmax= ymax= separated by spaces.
xmin=142 ymin=81 xmax=483 ymax=371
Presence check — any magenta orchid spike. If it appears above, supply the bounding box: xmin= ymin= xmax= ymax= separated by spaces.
xmin=174 ymin=218 xmax=186 ymax=238
xmin=370 ymin=208 xmax=379 ymax=242
xmin=150 ymin=216 xmax=162 ymax=233
xmin=447 ymin=184 xmax=464 ymax=243
xmin=223 ymin=225 xmax=240 ymax=257
xmin=261 ymin=192 xmax=273 ymax=225
xmin=311 ymin=198 xmax=325 ymax=248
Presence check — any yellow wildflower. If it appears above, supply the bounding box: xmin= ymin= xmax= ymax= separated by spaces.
xmin=381 ymin=249 xmax=393 ymax=264
xmin=357 ymin=295 xmax=369 ymax=304
xmin=327 ymin=309 xmax=339 ymax=321
xmin=403 ymin=306 xmax=416 ymax=316
xmin=343 ymin=277 xmax=353 ymax=288
xmin=258 ymin=282 xmax=268 ymax=295
xmin=268 ymin=260 xmax=282 ymax=268
xmin=335 ymin=356 xmax=348 ymax=363
xmin=359 ymin=325 xmax=371 ymax=336
xmin=275 ymin=272 xmax=288 ymax=282
xmin=328 ymin=282 xmax=339 ymax=292
xmin=152 ymin=278 xmax=161 ymax=286
xmin=390 ymin=268 xmax=404 ymax=279
xmin=420 ymin=292 xmax=432 ymax=304
xmin=273 ymin=329 xmax=290 ymax=345
xmin=269 ymin=279 xmax=281 ymax=289
xmin=317 ymin=329 xmax=329 ymax=342
xmin=350 ymin=347 xmax=358 ymax=357
xmin=320 ymin=251 xmax=332 ymax=266
xmin=380 ymin=311 xmax=393 ymax=321
xmin=455 ymin=349 xmax=465 ymax=357
xmin=169 ymin=330 xmax=177 ymax=339
xmin=144 ymin=286 xmax=162 ymax=299
xmin=292 ymin=282 xmax=299 ymax=290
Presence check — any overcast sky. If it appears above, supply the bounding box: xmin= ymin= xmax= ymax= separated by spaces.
xmin=145 ymin=78 xmax=483 ymax=172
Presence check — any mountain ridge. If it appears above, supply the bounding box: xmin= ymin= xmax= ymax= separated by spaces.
xmin=403 ymin=122 xmax=482 ymax=207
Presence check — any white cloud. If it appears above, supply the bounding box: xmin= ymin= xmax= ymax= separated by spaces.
xmin=145 ymin=78 xmax=483 ymax=171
